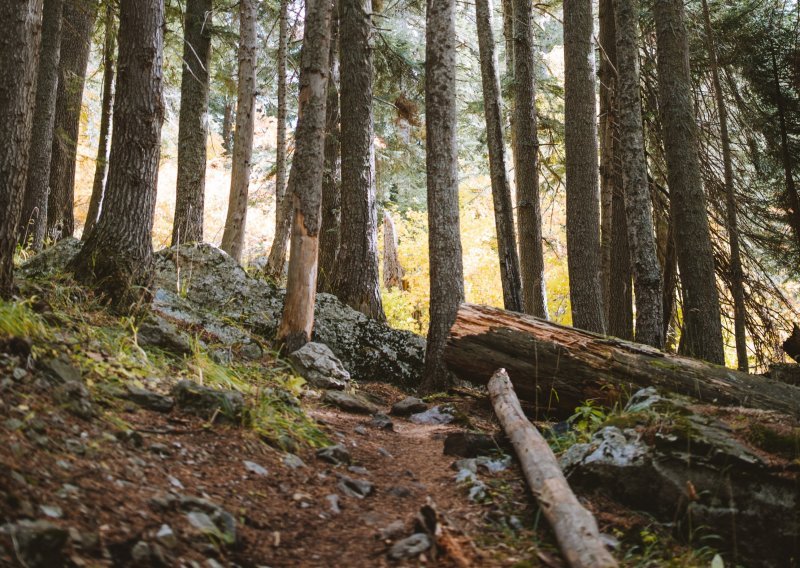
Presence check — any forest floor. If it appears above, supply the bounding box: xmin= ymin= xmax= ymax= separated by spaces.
xmin=0 ymin=277 xmax=720 ymax=567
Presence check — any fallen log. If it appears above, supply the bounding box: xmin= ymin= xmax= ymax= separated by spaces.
xmin=446 ymin=303 xmax=800 ymax=418
xmin=488 ymin=369 xmax=617 ymax=568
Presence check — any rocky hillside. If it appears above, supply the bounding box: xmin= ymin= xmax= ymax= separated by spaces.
xmin=0 ymin=242 xmax=797 ymax=567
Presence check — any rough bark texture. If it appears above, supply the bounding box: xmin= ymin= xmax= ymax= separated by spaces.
xmin=599 ymin=0 xmax=614 ymax=321
xmin=265 ymin=0 xmax=292 ymax=279
xmin=172 ymin=0 xmax=212 ymax=246
xmin=422 ymin=0 xmax=464 ymax=391
xmin=220 ymin=0 xmax=257 ymax=262
xmin=48 ymin=0 xmax=97 ymax=241
xmin=563 ymin=0 xmax=605 ymax=334
xmin=614 ymin=0 xmax=664 ymax=348
xmin=69 ymin=0 xmax=165 ymax=310
xmin=488 ymin=370 xmax=619 ymax=568
xmin=19 ymin=0 xmax=64 ymax=252
xmin=599 ymin=0 xmax=633 ymax=340
xmin=318 ymin=6 xmax=341 ymax=294
xmin=475 ymin=0 xmax=523 ymax=313
xmin=701 ymin=0 xmax=747 ymax=370
xmin=276 ymin=0 xmax=333 ymax=353
xmin=654 ymin=0 xmax=724 ymax=364
xmin=382 ymin=211 xmax=404 ymax=289
xmin=512 ymin=0 xmax=547 ymax=318
xmin=331 ymin=0 xmax=385 ymax=321
xmin=222 ymin=98 xmax=233 ymax=155
xmin=83 ymin=3 xmax=116 ymax=238
xmin=0 ymin=0 xmax=44 ymax=298
xmin=445 ymin=303 xmax=800 ymax=419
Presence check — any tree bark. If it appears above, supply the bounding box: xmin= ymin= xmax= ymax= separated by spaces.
xmin=222 ymin=98 xmax=233 ymax=155
xmin=47 ymin=0 xmax=97 ymax=241
xmin=276 ymin=0 xmax=333 ymax=353
xmin=0 ymin=0 xmax=44 ymax=298
xmin=19 ymin=0 xmax=63 ymax=252
xmin=83 ymin=2 xmax=116 ymax=238
xmin=701 ymin=0 xmax=747 ymax=371
xmin=609 ymin=186 xmax=633 ymax=340
xmin=488 ymin=369 xmax=619 ymax=568
xmin=445 ymin=303 xmax=800 ymax=419
xmin=563 ymin=0 xmax=605 ymax=333
xmin=69 ymin=0 xmax=164 ymax=310
xmin=512 ymin=0 xmax=548 ymax=318
xmin=265 ymin=0 xmax=292 ymax=279
xmin=614 ymin=0 xmax=664 ymax=348
xmin=598 ymin=0 xmax=616 ymax=325
xmin=331 ymin=0 xmax=385 ymax=320
xmin=318 ymin=5 xmax=341 ymax=294
xmin=172 ymin=0 xmax=212 ymax=246
xmin=475 ymin=0 xmax=523 ymax=313
xmin=422 ymin=0 xmax=464 ymax=391
xmin=220 ymin=0 xmax=257 ymax=262
xmin=654 ymin=0 xmax=724 ymax=364
xmin=382 ymin=211 xmax=404 ymax=289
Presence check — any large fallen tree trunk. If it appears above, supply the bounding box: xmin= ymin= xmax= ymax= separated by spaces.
xmin=488 ymin=369 xmax=618 ymax=568
xmin=446 ymin=303 xmax=800 ymax=418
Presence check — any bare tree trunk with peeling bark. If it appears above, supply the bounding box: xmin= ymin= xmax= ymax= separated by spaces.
xmin=475 ymin=0 xmax=522 ymax=313
xmin=489 ymin=369 xmax=618 ymax=568
xmin=265 ymin=0 xmax=292 ymax=278
xmin=0 ymin=0 xmax=44 ymax=298
xmin=221 ymin=0 xmax=257 ymax=263
xmin=276 ymin=0 xmax=333 ymax=353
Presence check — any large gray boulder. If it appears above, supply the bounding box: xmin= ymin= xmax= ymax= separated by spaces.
xmin=560 ymin=388 xmax=799 ymax=567
xmin=288 ymin=342 xmax=350 ymax=390
xmin=19 ymin=240 xmax=425 ymax=386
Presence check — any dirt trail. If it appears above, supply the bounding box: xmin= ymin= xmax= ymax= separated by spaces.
xmin=0 ymin=377 xmax=544 ymax=567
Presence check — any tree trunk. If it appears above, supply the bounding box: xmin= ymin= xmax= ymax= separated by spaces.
xmin=331 ymin=0 xmax=385 ymax=320
xmin=701 ymin=0 xmax=747 ymax=371
xmin=383 ymin=211 xmax=404 ymax=289
xmin=265 ymin=0 xmax=292 ymax=279
xmin=222 ymin=98 xmax=233 ymax=155
xmin=47 ymin=0 xmax=97 ymax=241
xmin=475 ymin=0 xmax=523 ymax=313
xmin=608 ymin=186 xmax=633 ymax=340
xmin=421 ymin=0 xmax=464 ymax=391
xmin=598 ymin=0 xmax=614 ymax=323
xmin=512 ymin=0 xmax=548 ymax=318
xmin=488 ymin=369 xmax=619 ymax=568
xmin=220 ymin=0 xmax=257 ymax=263
xmin=563 ymin=0 xmax=605 ymax=333
xmin=654 ymin=0 xmax=724 ymax=364
xmin=614 ymin=0 xmax=664 ymax=348
xmin=0 ymin=0 xmax=44 ymax=298
xmin=19 ymin=0 xmax=63 ymax=252
xmin=318 ymin=5 xmax=341 ymax=294
xmin=276 ymin=0 xmax=333 ymax=353
xmin=69 ymin=0 xmax=165 ymax=311
xmin=172 ymin=0 xmax=212 ymax=246
xmin=83 ymin=2 xmax=115 ymax=238
xmin=445 ymin=303 xmax=800 ymax=419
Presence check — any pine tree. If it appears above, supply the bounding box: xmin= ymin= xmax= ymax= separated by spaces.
xmin=70 ymin=0 xmax=165 ymax=309
xmin=0 ymin=0 xmax=44 ymax=298
xmin=654 ymin=0 xmax=724 ymax=363
xmin=172 ymin=0 xmax=213 ymax=246
xmin=221 ymin=0 xmax=257 ymax=262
